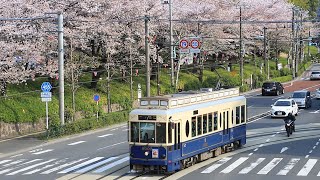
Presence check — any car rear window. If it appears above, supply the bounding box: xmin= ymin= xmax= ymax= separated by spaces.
xmin=292 ymin=92 xmax=306 ymax=98
xmin=274 ymin=101 xmax=290 ymax=106
xmin=263 ymin=83 xmax=275 ymax=88
xmin=311 ymin=72 xmax=320 ymax=74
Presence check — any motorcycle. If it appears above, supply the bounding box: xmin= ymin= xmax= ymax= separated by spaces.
xmin=284 ymin=119 xmax=295 ymax=137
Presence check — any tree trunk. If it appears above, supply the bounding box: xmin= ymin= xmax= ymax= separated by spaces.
xmin=0 ymin=80 xmax=6 ymax=97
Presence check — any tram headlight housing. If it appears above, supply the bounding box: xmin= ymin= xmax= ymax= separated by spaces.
xmin=144 ymin=151 xmax=149 ymax=156
xmin=161 ymin=154 xmax=166 ymax=159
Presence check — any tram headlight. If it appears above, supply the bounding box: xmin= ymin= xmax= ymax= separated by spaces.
xmin=161 ymin=154 xmax=166 ymax=159
xmin=144 ymin=151 xmax=149 ymax=156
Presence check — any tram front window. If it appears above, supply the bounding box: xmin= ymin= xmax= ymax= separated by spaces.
xmin=156 ymin=123 xmax=166 ymax=143
xmin=140 ymin=122 xmax=155 ymax=143
xmin=131 ymin=122 xmax=139 ymax=142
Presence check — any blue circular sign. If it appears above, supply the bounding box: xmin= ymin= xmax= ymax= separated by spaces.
xmin=93 ymin=94 xmax=100 ymax=102
xmin=41 ymin=82 xmax=52 ymax=92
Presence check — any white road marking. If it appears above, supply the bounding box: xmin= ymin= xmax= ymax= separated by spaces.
xmin=98 ymin=134 xmax=113 ymax=138
xmin=257 ymin=158 xmax=282 ymax=175
xmin=76 ymin=157 xmax=119 ymax=173
xmin=259 ymin=144 xmax=264 ymax=147
xmin=32 ymin=149 xmax=53 ymax=155
xmin=280 ymin=147 xmax=288 ymax=154
xmin=281 ymin=128 xmax=285 ymax=131
xmin=220 ymin=157 xmax=248 ymax=174
xmin=248 ymin=153 xmax=253 ymax=156
xmin=23 ymin=159 xmax=68 ymax=175
xmin=305 ymin=155 xmax=309 ymax=159
xmin=58 ymin=157 xmax=104 ymax=174
xmin=297 ymin=159 xmax=317 ymax=176
xmin=122 ymin=129 xmax=129 ymax=131
xmin=41 ymin=158 xmax=88 ymax=174
xmin=6 ymin=159 xmax=56 ymax=175
xmin=29 ymin=148 xmax=42 ymax=153
xmin=68 ymin=141 xmax=86 ymax=146
xmin=266 ymin=139 xmax=270 ymax=142
xmin=253 ymin=148 xmax=258 ymax=152
xmin=93 ymin=157 xmax=129 ymax=173
xmin=201 ymin=157 xmax=232 ymax=174
xmin=110 ymin=128 xmax=118 ymax=131
xmin=239 ymin=158 xmax=265 ymax=174
xmin=97 ymin=141 xmax=127 ymax=151
xmin=272 ymin=134 xmax=276 ymax=137
xmin=3 ymin=159 xmax=26 ymax=167
xmin=313 ymin=146 xmax=316 ymax=149
xmin=277 ymin=158 xmax=300 ymax=175
xmin=309 ymin=150 xmax=313 ymax=154
xmin=316 ymin=142 xmax=319 ymax=146
xmin=10 ymin=154 xmax=23 ymax=158
xmin=0 ymin=160 xmax=12 ymax=165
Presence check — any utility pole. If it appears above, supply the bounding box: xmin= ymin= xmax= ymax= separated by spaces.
xmin=70 ymin=36 xmax=75 ymax=121
xmin=239 ymin=6 xmax=244 ymax=86
xmin=263 ymin=27 xmax=267 ymax=76
xmin=275 ymin=30 xmax=279 ymax=70
xmin=58 ymin=13 xmax=65 ymax=125
xmin=291 ymin=7 xmax=296 ymax=79
xmin=145 ymin=15 xmax=150 ymax=97
xmin=130 ymin=45 xmax=133 ymax=101
xmin=169 ymin=0 xmax=174 ymax=88
xmin=107 ymin=53 xmax=111 ymax=113
xmin=308 ymin=28 xmax=311 ymax=59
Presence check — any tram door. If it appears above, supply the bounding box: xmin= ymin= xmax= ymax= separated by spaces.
xmin=222 ymin=109 xmax=230 ymax=142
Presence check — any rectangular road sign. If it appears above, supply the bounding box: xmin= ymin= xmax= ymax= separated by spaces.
xmin=41 ymin=92 xmax=52 ymax=98
xmin=41 ymin=98 xmax=52 ymax=102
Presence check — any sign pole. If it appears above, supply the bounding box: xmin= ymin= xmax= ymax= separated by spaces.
xmin=46 ymin=101 xmax=49 ymax=130
xmin=96 ymin=101 xmax=99 ymax=120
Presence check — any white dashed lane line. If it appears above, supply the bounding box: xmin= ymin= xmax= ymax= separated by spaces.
xmin=98 ymin=134 xmax=113 ymax=138
xmin=32 ymin=149 xmax=53 ymax=155
xmin=68 ymin=141 xmax=86 ymax=146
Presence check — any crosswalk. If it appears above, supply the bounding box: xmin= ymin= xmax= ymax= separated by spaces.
xmin=0 ymin=155 xmax=129 ymax=176
xmin=201 ymin=156 xmax=320 ymax=176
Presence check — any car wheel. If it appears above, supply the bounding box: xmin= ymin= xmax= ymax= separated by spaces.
xmin=282 ymin=89 xmax=285 ymax=94
xmin=276 ymin=90 xmax=279 ymax=96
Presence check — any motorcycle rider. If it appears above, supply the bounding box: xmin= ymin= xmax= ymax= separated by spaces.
xmin=284 ymin=113 xmax=296 ymax=132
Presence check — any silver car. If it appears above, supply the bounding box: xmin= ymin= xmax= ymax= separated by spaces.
xmin=310 ymin=71 xmax=320 ymax=80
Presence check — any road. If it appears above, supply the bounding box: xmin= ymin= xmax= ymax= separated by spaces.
xmin=0 ymin=64 xmax=319 ymax=180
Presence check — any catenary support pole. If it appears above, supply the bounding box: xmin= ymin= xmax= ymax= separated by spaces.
xmin=58 ymin=13 xmax=65 ymax=125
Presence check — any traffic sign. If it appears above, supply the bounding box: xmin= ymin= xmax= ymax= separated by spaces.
xmin=41 ymin=92 xmax=52 ymax=98
xmin=190 ymin=38 xmax=201 ymax=53
xmin=179 ymin=39 xmax=189 ymax=49
xmin=93 ymin=94 xmax=100 ymax=102
xmin=41 ymin=97 xmax=52 ymax=102
xmin=41 ymin=82 xmax=52 ymax=92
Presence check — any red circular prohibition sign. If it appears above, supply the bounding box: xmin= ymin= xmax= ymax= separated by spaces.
xmin=190 ymin=39 xmax=200 ymax=49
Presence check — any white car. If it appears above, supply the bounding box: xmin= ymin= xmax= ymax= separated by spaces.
xmin=271 ymin=99 xmax=299 ymax=118
xmin=310 ymin=71 xmax=320 ymax=80
xmin=316 ymin=88 xmax=320 ymax=99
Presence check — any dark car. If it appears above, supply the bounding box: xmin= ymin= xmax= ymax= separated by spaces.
xmin=262 ymin=81 xmax=284 ymax=96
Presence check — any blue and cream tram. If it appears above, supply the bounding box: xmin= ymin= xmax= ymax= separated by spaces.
xmin=129 ymin=87 xmax=246 ymax=173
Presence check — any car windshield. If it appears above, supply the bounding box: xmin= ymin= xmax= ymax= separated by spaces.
xmin=292 ymin=92 xmax=306 ymax=98
xmin=274 ymin=101 xmax=291 ymax=106
xmin=263 ymin=83 xmax=274 ymax=88
xmin=311 ymin=72 xmax=320 ymax=74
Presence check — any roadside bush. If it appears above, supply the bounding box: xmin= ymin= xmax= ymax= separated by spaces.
xmin=280 ymin=68 xmax=291 ymax=76
xmin=45 ymin=111 xmax=128 ymax=139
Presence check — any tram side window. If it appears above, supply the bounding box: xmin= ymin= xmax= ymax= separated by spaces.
xmin=140 ymin=122 xmax=155 ymax=143
xmin=192 ymin=117 xmax=196 ymax=137
xmin=197 ymin=115 xmax=202 ymax=136
xmin=214 ymin=112 xmax=218 ymax=131
xmin=208 ymin=113 xmax=213 ymax=132
xmin=156 ymin=123 xmax=166 ymax=143
xmin=236 ymin=106 xmax=240 ymax=124
xmin=241 ymin=105 xmax=246 ymax=123
xmin=130 ymin=122 xmax=139 ymax=142
xmin=203 ymin=114 xmax=208 ymax=134
xmin=219 ymin=113 xmax=222 ymax=128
